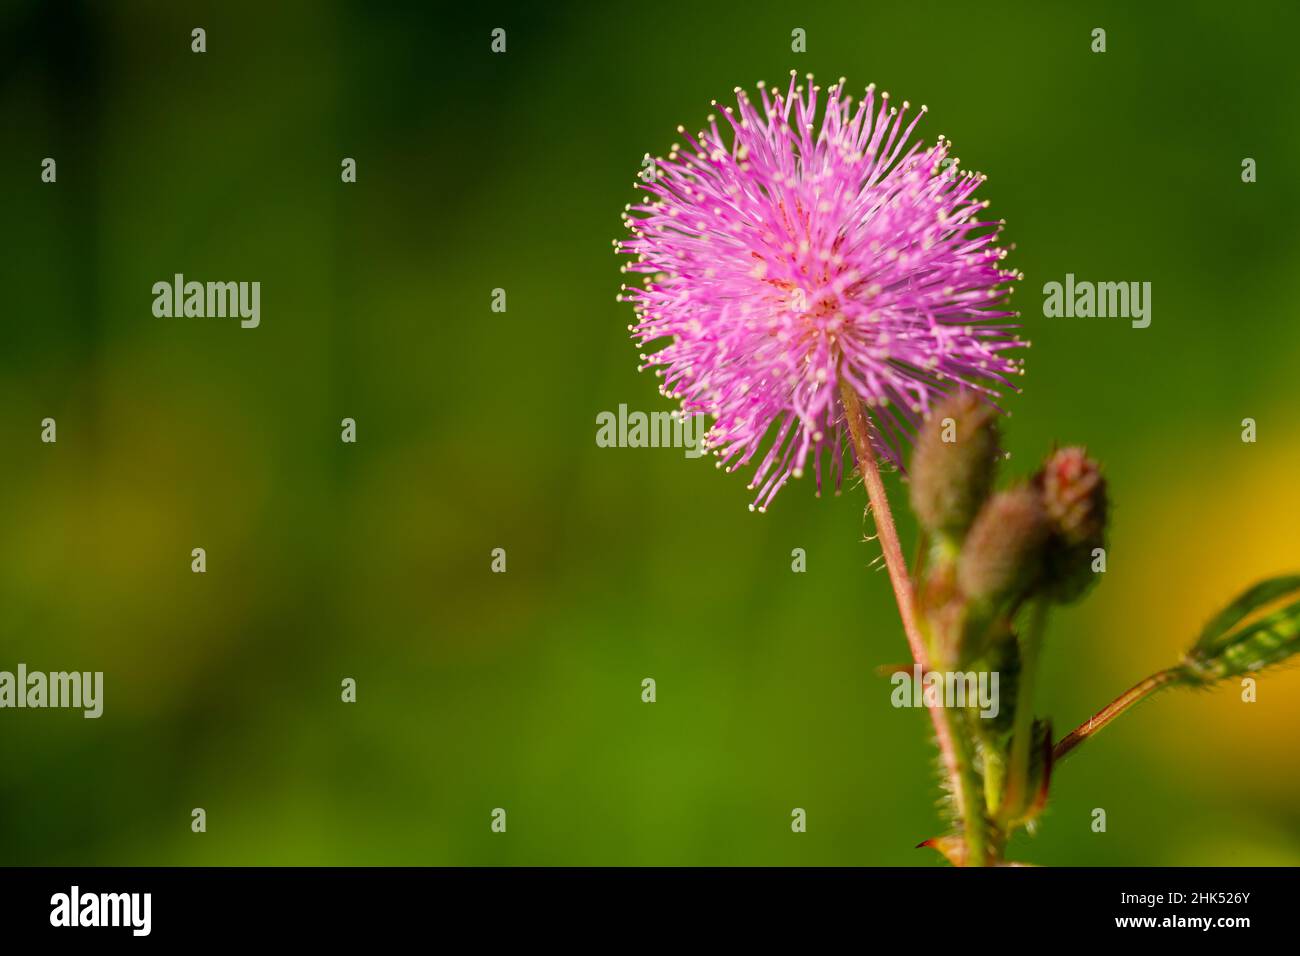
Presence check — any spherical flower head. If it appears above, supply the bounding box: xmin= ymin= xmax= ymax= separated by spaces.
xmin=617 ymin=74 xmax=1025 ymax=511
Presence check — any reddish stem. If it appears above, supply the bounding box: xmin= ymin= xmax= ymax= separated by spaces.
xmin=838 ymin=380 xmax=973 ymax=854
xmin=837 ymin=382 xmax=930 ymax=667
xmin=1052 ymin=668 xmax=1183 ymax=763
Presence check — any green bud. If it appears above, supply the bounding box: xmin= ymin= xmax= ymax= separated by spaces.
xmin=957 ymin=485 xmax=1050 ymax=605
xmin=909 ymin=392 xmax=1001 ymax=542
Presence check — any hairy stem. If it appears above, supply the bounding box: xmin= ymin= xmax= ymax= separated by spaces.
xmin=838 ymin=380 xmax=985 ymax=864
xmin=940 ymin=705 xmax=989 ymax=865
xmin=1052 ymin=668 xmax=1183 ymax=764
xmin=838 ymin=382 xmax=929 ymax=666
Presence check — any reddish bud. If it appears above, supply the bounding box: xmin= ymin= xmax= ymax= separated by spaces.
xmin=1036 ymin=447 xmax=1108 ymax=603
xmin=1037 ymin=447 xmax=1107 ymax=546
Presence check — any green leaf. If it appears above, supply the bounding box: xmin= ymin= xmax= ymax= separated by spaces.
xmin=1183 ymin=575 xmax=1300 ymax=683
xmin=1193 ymin=574 xmax=1300 ymax=651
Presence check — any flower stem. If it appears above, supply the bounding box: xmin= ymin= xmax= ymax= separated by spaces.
xmin=999 ymin=597 xmax=1048 ymax=823
xmin=838 ymin=380 xmax=986 ymax=864
xmin=1052 ymin=668 xmax=1182 ymax=764
xmin=837 ymin=382 xmax=929 ymax=667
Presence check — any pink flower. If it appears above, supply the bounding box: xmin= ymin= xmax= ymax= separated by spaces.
xmin=618 ymin=74 xmax=1024 ymax=511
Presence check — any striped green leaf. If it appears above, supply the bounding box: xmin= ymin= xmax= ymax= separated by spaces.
xmin=1183 ymin=575 xmax=1300 ymax=683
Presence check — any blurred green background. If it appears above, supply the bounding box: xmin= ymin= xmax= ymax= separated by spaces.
xmin=1 ymin=0 xmax=1297 ymax=865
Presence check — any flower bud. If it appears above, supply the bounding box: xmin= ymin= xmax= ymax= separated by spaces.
xmin=957 ymin=485 xmax=1050 ymax=605
xmin=1037 ymin=447 xmax=1107 ymax=546
xmin=909 ymin=392 xmax=1001 ymax=541
xmin=1035 ymin=447 xmax=1108 ymax=603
